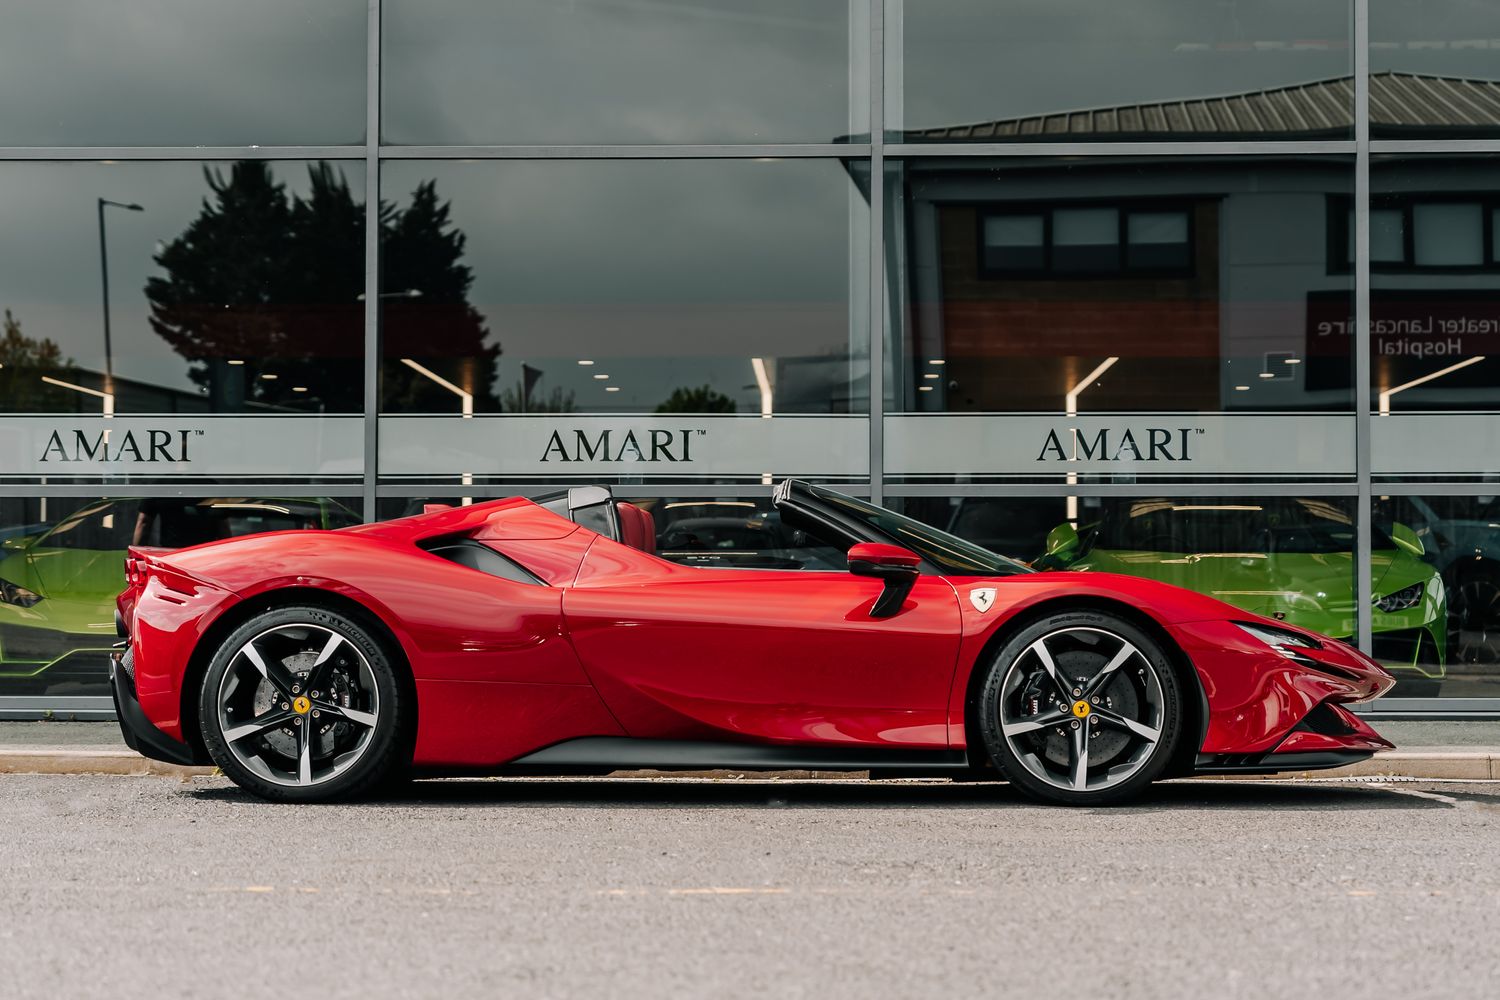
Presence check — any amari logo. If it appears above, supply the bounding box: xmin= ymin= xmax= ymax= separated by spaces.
xmin=1037 ymin=427 xmax=1202 ymax=463
xmin=39 ymin=428 xmax=198 ymax=463
xmin=541 ymin=428 xmax=702 ymax=463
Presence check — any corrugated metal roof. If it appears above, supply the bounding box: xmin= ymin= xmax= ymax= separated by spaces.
xmin=907 ymin=72 xmax=1500 ymax=140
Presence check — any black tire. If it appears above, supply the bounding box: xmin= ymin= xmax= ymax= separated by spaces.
xmin=976 ymin=610 xmax=1183 ymax=806
xmin=199 ymin=604 xmax=410 ymax=803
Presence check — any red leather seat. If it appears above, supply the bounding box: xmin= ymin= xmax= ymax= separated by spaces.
xmin=615 ymin=502 xmax=656 ymax=554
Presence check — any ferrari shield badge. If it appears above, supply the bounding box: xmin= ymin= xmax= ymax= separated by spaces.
xmin=969 ymin=587 xmax=997 ymax=613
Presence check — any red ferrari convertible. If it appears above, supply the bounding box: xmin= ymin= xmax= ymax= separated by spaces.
xmin=110 ymin=481 xmax=1395 ymax=805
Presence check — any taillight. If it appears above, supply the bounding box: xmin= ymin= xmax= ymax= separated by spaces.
xmin=124 ymin=555 xmax=146 ymax=587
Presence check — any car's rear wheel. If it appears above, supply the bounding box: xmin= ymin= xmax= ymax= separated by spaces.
xmin=977 ymin=610 xmax=1182 ymax=806
xmin=199 ymin=604 xmax=408 ymax=802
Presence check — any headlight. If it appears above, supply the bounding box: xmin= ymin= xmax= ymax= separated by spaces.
xmin=1374 ymin=582 xmax=1423 ymax=613
xmin=1234 ymin=621 xmax=1320 ymax=664
xmin=0 ymin=577 xmax=42 ymax=608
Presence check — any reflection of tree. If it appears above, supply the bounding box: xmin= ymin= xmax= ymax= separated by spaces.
xmin=145 ymin=162 xmax=496 ymax=413
xmin=499 ymin=381 xmax=576 ymax=413
xmin=656 ymin=385 xmax=736 ymax=413
xmin=0 ymin=310 xmax=78 ymax=411
xmin=380 ymin=181 xmax=499 ymax=412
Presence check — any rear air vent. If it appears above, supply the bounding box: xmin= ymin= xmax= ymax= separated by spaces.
xmin=419 ymin=538 xmax=544 ymax=586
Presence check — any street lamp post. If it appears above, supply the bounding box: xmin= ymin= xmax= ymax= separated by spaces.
xmin=97 ymin=198 xmax=143 ymax=400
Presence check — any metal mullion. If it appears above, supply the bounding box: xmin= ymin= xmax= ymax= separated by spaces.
xmin=881 ymin=482 xmax=1363 ymax=498
xmin=868 ymin=0 xmax=884 ymax=503
xmin=0 ymin=483 xmax=366 ymax=498
xmin=362 ymin=0 xmax=380 ymax=520
xmin=884 ymin=140 xmax=1357 ymax=158
xmin=1370 ymin=481 xmax=1500 ymax=496
xmin=1354 ymin=0 xmax=1374 ymax=656
xmin=0 ymin=146 xmax=364 ymax=160
xmin=1372 ymin=139 xmax=1500 ymax=154
xmin=377 ymin=144 xmax=871 ymax=159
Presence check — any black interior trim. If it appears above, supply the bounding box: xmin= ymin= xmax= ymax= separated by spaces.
xmin=420 ymin=538 xmax=544 ymax=586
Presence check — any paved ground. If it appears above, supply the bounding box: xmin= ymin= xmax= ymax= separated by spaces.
xmin=2 ymin=773 xmax=1498 ymax=999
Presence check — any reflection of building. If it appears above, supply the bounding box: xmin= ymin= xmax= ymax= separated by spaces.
xmin=894 ymin=156 xmax=1354 ymax=413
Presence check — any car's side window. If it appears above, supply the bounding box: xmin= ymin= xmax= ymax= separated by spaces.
xmin=634 ymin=499 xmax=847 ymax=571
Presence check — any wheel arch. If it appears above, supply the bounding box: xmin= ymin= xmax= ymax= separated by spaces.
xmin=178 ymin=586 xmax=418 ymax=760
xmin=959 ymin=595 xmax=1207 ymax=779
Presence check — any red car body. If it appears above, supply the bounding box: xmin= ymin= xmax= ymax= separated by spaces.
xmin=111 ymin=485 xmax=1395 ymax=788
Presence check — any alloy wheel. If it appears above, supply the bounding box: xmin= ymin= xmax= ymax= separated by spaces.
xmin=215 ymin=622 xmax=381 ymax=788
xmin=996 ymin=626 xmax=1165 ymax=794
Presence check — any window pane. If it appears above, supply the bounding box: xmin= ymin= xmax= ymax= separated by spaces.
xmin=1372 ymin=494 xmax=1500 ymax=697
xmin=982 ymin=214 xmax=1044 ymax=271
xmin=0 ymin=0 xmax=365 ymax=146
xmin=383 ymin=0 xmax=862 ymax=145
xmin=1052 ymin=208 xmax=1119 ymax=272
xmin=890 ymin=156 xmax=1354 ymax=413
xmin=1126 ymin=211 xmax=1190 ymax=270
xmin=1370 ymin=0 xmax=1500 ymax=139
xmin=0 ymin=161 xmax=365 ymax=415
xmin=1371 ymin=208 xmax=1406 ymax=263
xmin=380 ymin=159 xmax=867 ymax=415
xmin=1127 ymin=212 xmax=1188 ymax=246
xmin=984 ymin=215 xmax=1044 ymax=248
xmin=1413 ymin=203 xmax=1484 ymax=266
xmin=0 ymin=496 xmax=360 ymax=701
xmin=893 ymin=0 xmax=1352 ymax=141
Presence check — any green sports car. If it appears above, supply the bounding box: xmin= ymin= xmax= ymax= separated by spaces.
xmin=1034 ymin=498 xmax=1447 ymax=685
xmin=0 ymin=497 xmax=360 ymax=698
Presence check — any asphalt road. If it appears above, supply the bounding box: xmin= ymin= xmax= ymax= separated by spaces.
xmin=3 ymin=775 xmax=1499 ymax=1000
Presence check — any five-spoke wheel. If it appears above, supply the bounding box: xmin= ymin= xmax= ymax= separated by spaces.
xmin=978 ymin=611 xmax=1181 ymax=805
xmin=200 ymin=605 xmax=408 ymax=802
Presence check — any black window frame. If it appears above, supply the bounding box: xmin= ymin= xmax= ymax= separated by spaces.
xmin=1328 ymin=192 xmax=1500 ymax=275
xmin=975 ymin=199 xmax=1196 ymax=280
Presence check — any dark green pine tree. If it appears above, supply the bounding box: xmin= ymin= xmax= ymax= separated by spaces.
xmin=146 ymin=163 xmax=496 ymax=413
xmin=380 ymin=180 xmax=500 ymax=412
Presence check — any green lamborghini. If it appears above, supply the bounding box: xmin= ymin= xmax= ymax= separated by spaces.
xmin=1034 ymin=498 xmax=1447 ymax=683
xmin=0 ymin=497 xmax=360 ymax=697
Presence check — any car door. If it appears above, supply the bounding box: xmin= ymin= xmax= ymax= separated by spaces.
xmin=562 ymin=540 xmax=963 ymax=749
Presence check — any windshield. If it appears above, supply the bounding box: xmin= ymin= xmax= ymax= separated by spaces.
xmin=1087 ymin=498 xmax=1392 ymax=555
xmin=805 ymin=484 xmax=1032 ymax=576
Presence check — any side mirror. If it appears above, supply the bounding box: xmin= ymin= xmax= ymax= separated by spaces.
xmin=848 ymin=542 xmax=921 ymax=618
xmin=1390 ymin=522 xmax=1425 ymax=557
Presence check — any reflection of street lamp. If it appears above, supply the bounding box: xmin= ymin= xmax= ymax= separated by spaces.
xmin=97 ymin=198 xmax=142 ymax=399
xmin=1063 ymin=356 xmax=1119 ymax=522
xmin=1377 ymin=355 xmax=1486 ymax=415
xmin=355 ymin=288 xmax=423 ymax=301
xmin=41 ymin=375 xmax=113 ymax=416
xmin=400 ymin=357 xmax=473 ymax=504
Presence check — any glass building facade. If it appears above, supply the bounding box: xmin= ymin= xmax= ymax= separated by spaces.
xmin=1 ymin=1 xmax=1497 ymax=717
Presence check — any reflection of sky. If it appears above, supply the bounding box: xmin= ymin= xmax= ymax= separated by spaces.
xmin=383 ymin=0 xmax=857 ymax=144
xmin=0 ymin=0 xmax=365 ymax=146
xmin=0 ymin=162 xmax=365 ymax=395
xmin=896 ymin=0 xmax=1356 ymax=131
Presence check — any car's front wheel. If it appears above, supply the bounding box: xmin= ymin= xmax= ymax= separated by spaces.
xmin=976 ymin=610 xmax=1183 ymax=806
xmin=199 ymin=604 xmax=408 ymax=802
